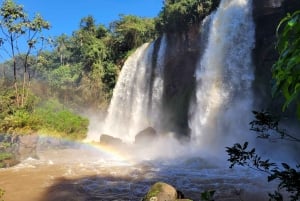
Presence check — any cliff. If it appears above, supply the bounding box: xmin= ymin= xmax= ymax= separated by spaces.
xmin=160 ymin=0 xmax=300 ymax=136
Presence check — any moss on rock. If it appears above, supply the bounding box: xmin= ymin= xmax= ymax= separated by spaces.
xmin=143 ymin=182 xmax=179 ymax=201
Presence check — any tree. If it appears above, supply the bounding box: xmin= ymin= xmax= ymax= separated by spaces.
xmin=155 ymin=0 xmax=220 ymax=33
xmin=55 ymin=34 xmax=70 ymax=66
xmin=80 ymin=15 xmax=97 ymax=33
xmin=0 ymin=0 xmax=50 ymax=107
xmin=272 ymin=10 xmax=300 ymax=119
xmin=110 ymin=15 xmax=156 ymax=58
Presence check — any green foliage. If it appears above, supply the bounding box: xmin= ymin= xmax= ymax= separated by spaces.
xmin=227 ymin=142 xmax=300 ymax=201
xmin=47 ymin=65 xmax=80 ymax=89
xmin=0 ymin=86 xmax=40 ymax=134
xmin=0 ymin=152 xmax=13 ymax=168
xmin=272 ymin=10 xmax=300 ymax=118
xmin=0 ymin=0 xmax=50 ymax=49
xmin=110 ymin=15 xmax=156 ymax=60
xmin=0 ymin=85 xmax=88 ymax=139
xmin=0 ymin=188 xmax=4 ymax=201
xmin=155 ymin=0 xmax=219 ymax=33
xmin=101 ymin=62 xmax=119 ymax=97
xmin=0 ymin=152 xmax=12 ymax=161
xmin=34 ymin=99 xmax=88 ymax=139
xmin=201 ymin=190 xmax=215 ymax=201
xmin=227 ymin=111 xmax=300 ymax=201
xmin=0 ymin=0 xmax=50 ymax=108
xmin=0 ymin=87 xmax=15 ymax=119
xmin=0 ymin=109 xmax=40 ymax=134
xmin=29 ymin=14 xmax=155 ymax=110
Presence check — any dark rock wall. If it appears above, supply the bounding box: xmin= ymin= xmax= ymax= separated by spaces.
xmin=161 ymin=26 xmax=202 ymax=136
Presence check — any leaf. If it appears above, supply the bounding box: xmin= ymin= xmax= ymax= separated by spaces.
xmin=281 ymin=163 xmax=290 ymax=169
xmin=243 ymin=142 xmax=248 ymax=150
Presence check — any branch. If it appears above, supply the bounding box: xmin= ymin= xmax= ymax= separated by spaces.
xmin=250 ymin=110 xmax=300 ymax=142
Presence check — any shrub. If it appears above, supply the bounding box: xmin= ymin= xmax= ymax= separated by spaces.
xmin=34 ymin=99 xmax=88 ymax=140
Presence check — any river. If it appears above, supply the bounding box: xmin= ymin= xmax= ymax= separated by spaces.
xmin=0 ymin=142 xmax=274 ymax=201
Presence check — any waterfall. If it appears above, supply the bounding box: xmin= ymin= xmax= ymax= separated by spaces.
xmin=103 ymin=35 xmax=167 ymax=142
xmin=189 ymin=0 xmax=255 ymax=148
xmin=148 ymin=35 xmax=167 ymax=129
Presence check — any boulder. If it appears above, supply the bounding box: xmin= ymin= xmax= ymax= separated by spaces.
xmin=143 ymin=182 xmax=191 ymax=201
xmin=100 ymin=134 xmax=123 ymax=147
xmin=135 ymin=127 xmax=157 ymax=145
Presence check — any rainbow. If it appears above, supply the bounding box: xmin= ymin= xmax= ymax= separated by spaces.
xmin=38 ymin=135 xmax=134 ymax=164
xmin=83 ymin=141 xmax=133 ymax=163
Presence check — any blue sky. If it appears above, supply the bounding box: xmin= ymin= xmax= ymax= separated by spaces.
xmin=15 ymin=0 xmax=164 ymax=37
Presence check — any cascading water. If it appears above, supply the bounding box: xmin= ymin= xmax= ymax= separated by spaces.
xmin=189 ymin=0 xmax=255 ymax=149
xmin=148 ymin=35 xmax=167 ymax=130
xmin=103 ymin=35 xmax=167 ymax=142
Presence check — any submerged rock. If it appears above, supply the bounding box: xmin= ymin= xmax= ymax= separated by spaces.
xmin=143 ymin=182 xmax=192 ymax=201
xmin=135 ymin=127 xmax=157 ymax=145
xmin=100 ymin=134 xmax=123 ymax=146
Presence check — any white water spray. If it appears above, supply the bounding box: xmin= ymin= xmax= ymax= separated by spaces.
xmin=103 ymin=36 xmax=167 ymax=142
xmin=189 ymin=0 xmax=255 ymax=149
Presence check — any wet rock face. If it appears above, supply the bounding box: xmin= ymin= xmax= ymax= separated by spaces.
xmin=162 ymin=28 xmax=201 ymax=136
xmin=252 ymin=0 xmax=300 ymax=109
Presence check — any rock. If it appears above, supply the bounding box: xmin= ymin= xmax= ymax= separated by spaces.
xmin=143 ymin=182 xmax=177 ymax=201
xmin=0 ymin=157 xmax=19 ymax=168
xmin=15 ymin=135 xmax=39 ymax=160
xmin=0 ymin=134 xmax=39 ymax=167
xmin=143 ymin=182 xmax=192 ymax=201
xmin=135 ymin=127 xmax=157 ymax=144
xmin=176 ymin=200 xmax=192 ymax=201
xmin=100 ymin=134 xmax=123 ymax=146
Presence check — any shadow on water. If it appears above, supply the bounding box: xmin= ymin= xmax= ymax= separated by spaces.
xmin=40 ymin=175 xmax=153 ymax=201
xmin=37 ymin=160 xmax=271 ymax=201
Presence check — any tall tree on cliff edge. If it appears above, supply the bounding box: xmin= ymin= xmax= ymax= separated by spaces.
xmin=0 ymin=0 xmax=50 ymax=107
xmin=155 ymin=0 xmax=220 ymax=33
